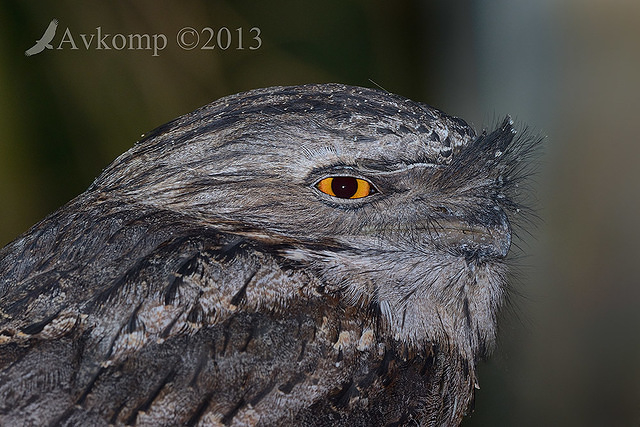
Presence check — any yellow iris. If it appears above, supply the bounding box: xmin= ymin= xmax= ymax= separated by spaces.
xmin=316 ymin=176 xmax=373 ymax=199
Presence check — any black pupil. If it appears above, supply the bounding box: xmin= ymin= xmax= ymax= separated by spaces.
xmin=331 ymin=177 xmax=359 ymax=199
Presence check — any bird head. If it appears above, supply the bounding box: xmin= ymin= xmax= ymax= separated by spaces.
xmin=91 ymin=84 xmax=537 ymax=361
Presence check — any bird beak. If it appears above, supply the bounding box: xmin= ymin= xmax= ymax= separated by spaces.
xmin=431 ymin=209 xmax=512 ymax=260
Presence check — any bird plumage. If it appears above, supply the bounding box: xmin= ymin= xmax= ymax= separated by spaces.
xmin=0 ymin=84 xmax=537 ymax=426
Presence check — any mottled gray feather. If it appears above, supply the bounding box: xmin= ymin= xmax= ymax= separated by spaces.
xmin=0 ymin=84 xmax=537 ymax=426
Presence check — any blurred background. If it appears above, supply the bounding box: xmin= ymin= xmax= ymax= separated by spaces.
xmin=1 ymin=0 xmax=638 ymax=425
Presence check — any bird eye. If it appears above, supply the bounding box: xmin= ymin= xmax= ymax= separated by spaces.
xmin=316 ymin=176 xmax=374 ymax=199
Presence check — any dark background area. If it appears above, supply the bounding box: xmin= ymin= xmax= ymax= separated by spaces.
xmin=1 ymin=1 xmax=639 ymax=425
